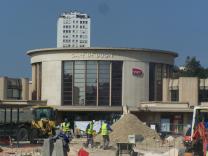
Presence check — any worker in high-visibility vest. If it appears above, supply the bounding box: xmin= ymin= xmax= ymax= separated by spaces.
xmin=85 ymin=120 xmax=95 ymax=148
xmin=61 ymin=118 xmax=71 ymax=138
xmin=100 ymin=120 xmax=113 ymax=150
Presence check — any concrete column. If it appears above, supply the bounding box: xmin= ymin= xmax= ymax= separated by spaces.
xmin=109 ymin=62 xmax=112 ymax=106
xmin=29 ymin=81 xmax=32 ymax=100
xmin=96 ymin=63 xmax=99 ymax=106
xmin=154 ymin=113 xmax=161 ymax=123
xmin=0 ymin=77 xmax=7 ymax=99
xmin=179 ymin=77 xmax=198 ymax=106
xmin=37 ymin=63 xmax=41 ymax=100
xmin=162 ymin=78 xmax=170 ymax=101
xmin=21 ymin=78 xmax=29 ymax=100
xmin=32 ymin=64 xmax=37 ymax=100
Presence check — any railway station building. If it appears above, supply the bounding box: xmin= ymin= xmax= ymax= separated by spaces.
xmin=1 ymin=47 xmax=206 ymax=134
xmin=26 ymin=47 xmax=184 ymax=129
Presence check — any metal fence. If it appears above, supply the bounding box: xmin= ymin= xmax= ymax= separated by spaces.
xmin=146 ymin=122 xmax=190 ymax=136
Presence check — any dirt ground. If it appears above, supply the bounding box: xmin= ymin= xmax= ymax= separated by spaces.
xmin=0 ymin=137 xmax=185 ymax=156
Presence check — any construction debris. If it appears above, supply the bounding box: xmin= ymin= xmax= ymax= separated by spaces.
xmin=166 ymin=136 xmax=174 ymax=142
xmin=95 ymin=113 xmax=160 ymax=144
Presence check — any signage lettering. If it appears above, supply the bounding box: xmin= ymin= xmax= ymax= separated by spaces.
xmin=72 ymin=53 xmax=113 ymax=59
xmin=132 ymin=68 xmax=143 ymax=76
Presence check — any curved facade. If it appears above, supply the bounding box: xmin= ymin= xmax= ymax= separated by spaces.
xmin=27 ymin=47 xmax=177 ymax=112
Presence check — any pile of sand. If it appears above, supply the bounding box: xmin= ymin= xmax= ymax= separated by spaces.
xmin=95 ymin=113 xmax=160 ymax=144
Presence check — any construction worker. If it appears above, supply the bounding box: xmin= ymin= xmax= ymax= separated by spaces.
xmin=85 ymin=120 xmax=95 ymax=148
xmin=61 ymin=118 xmax=71 ymax=138
xmin=100 ymin=120 xmax=113 ymax=150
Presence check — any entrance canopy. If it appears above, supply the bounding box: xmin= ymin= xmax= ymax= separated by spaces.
xmin=135 ymin=101 xmax=193 ymax=113
xmin=0 ymin=100 xmax=47 ymax=108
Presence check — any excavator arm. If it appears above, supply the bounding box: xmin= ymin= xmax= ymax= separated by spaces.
xmin=192 ymin=122 xmax=208 ymax=156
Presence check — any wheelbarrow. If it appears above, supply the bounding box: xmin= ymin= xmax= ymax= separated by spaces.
xmin=115 ymin=142 xmax=137 ymax=156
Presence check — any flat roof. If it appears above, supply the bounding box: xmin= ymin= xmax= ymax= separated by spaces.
xmin=27 ymin=47 xmax=178 ymax=57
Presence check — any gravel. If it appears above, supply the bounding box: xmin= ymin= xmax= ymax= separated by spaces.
xmin=95 ymin=113 xmax=160 ymax=144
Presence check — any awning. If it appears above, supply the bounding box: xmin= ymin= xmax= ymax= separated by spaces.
xmin=200 ymin=79 xmax=205 ymax=89
xmin=169 ymin=79 xmax=179 ymax=90
xmin=205 ymin=79 xmax=208 ymax=90
xmin=55 ymin=106 xmax=123 ymax=112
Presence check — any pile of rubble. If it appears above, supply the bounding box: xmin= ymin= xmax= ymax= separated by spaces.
xmin=96 ymin=113 xmax=160 ymax=144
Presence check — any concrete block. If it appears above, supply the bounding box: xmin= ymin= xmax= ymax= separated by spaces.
xmin=52 ymin=139 xmax=67 ymax=156
xmin=42 ymin=138 xmax=53 ymax=156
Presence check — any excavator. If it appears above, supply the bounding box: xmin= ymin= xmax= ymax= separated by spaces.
xmin=186 ymin=106 xmax=208 ymax=156
xmin=30 ymin=106 xmax=56 ymax=143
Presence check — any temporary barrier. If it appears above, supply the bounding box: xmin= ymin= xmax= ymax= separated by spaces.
xmin=78 ymin=148 xmax=89 ymax=156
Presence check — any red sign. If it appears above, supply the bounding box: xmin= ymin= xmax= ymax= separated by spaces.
xmin=132 ymin=68 xmax=143 ymax=76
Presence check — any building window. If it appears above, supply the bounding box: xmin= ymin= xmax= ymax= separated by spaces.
xmin=111 ymin=61 xmax=122 ymax=106
xmin=86 ymin=61 xmax=97 ymax=106
xmin=63 ymin=61 xmax=73 ymax=105
xmin=74 ymin=61 xmax=85 ymax=105
xmin=155 ymin=64 xmax=163 ymax=101
xmin=149 ymin=63 xmax=155 ymax=101
xmin=7 ymin=79 xmax=22 ymax=99
xmin=98 ymin=61 xmax=110 ymax=106
xmin=149 ymin=63 xmax=173 ymax=101
xmin=171 ymin=90 xmax=179 ymax=101
xmin=62 ymin=61 xmax=123 ymax=106
xmin=199 ymin=89 xmax=208 ymax=102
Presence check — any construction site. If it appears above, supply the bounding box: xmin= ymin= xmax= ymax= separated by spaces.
xmin=1 ymin=38 xmax=208 ymax=156
xmin=0 ymin=105 xmax=188 ymax=156
xmin=1 ymin=47 xmax=208 ymax=155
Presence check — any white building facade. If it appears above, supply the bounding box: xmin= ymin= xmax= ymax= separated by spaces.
xmin=27 ymin=47 xmax=195 ymax=133
xmin=57 ymin=12 xmax=91 ymax=48
xmin=27 ymin=47 xmax=177 ymax=109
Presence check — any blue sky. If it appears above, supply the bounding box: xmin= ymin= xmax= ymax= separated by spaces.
xmin=0 ymin=0 xmax=207 ymax=78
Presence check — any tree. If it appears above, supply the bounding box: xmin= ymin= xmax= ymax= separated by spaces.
xmin=172 ymin=65 xmax=181 ymax=79
xmin=175 ymin=56 xmax=208 ymax=78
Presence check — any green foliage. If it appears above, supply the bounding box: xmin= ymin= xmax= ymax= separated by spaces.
xmin=174 ymin=56 xmax=208 ymax=78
